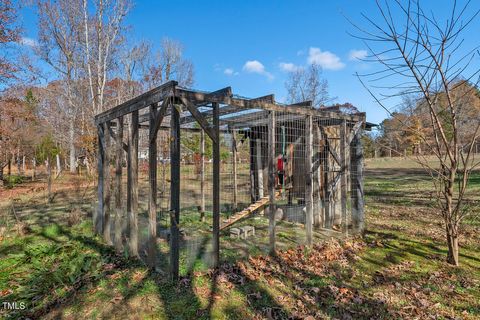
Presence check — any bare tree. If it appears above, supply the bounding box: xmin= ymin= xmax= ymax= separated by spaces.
xmin=0 ymin=0 xmax=21 ymax=86
xmin=354 ymin=0 xmax=480 ymax=265
xmin=143 ymin=38 xmax=194 ymax=89
xmin=285 ymin=63 xmax=331 ymax=108
xmin=82 ymin=0 xmax=132 ymax=115
xmin=36 ymin=0 xmax=89 ymax=175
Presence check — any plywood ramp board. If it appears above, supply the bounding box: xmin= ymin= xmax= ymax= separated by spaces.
xmin=220 ymin=190 xmax=281 ymax=231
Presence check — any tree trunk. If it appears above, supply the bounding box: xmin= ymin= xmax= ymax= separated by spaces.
xmin=0 ymin=166 xmax=3 ymax=187
xmin=47 ymin=158 xmax=52 ymax=203
xmin=22 ymin=155 xmax=26 ymax=175
xmin=32 ymin=157 xmax=36 ymax=181
xmin=56 ymin=154 xmax=61 ymax=178
xmin=446 ymin=223 xmax=459 ymax=266
xmin=16 ymin=151 xmax=21 ymax=175
xmin=69 ymin=122 xmax=76 ymax=174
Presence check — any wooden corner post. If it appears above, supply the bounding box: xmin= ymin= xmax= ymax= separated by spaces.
xmin=340 ymin=120 xmax=348 ymax=237
xmin=268 ymin=111 xmax=276 ymax=253
xmin=148 ymin=105 xmax=158 ymax=267
xmin=200 ymin=129 xmax=205 ymax=222
xmin=305 ymin=115 xmax=314 ymax=246
xmin=103 ymin=122 xmax=112 ymax=244
xmin=212 ymin=102 xmax=221 ymax=268
xmin=96 ymin=124 xmax=105 ymax=235
xmin=128 ymin=110 xmax=139 ymax=257
xmin=170 ymin=103 xmax=181 ymax=280
xmin=114 ymin=116 xmax=124 ymax=252
xmin=350 ymin=128 xmax=364 ymax=233
xmin=231 ymin=127 xmax=238 ymax=214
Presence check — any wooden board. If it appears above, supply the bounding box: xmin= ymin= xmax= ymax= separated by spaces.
xmin=220 ymin=190 xmax=281 ymax=231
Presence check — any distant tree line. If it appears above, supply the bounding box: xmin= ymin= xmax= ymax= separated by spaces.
xmin=364 ymin=81 xmax=480 ymax=159
xmin=0 ymin=0 xmax=194 ymax=185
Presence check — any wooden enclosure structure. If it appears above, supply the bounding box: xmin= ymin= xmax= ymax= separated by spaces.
xmin=94 ymin=80 xmax=370 ymax=280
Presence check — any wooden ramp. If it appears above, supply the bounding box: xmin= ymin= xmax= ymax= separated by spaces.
xmin=220 ymin=190 xmax=281 ymax=231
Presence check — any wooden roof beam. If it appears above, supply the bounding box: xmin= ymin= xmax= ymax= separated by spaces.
xmin=95 ymin=80 xmax=177 ymax=125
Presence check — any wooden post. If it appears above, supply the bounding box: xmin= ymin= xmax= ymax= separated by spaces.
xmin=148 ymin=105 xmax=158 ymax=267
xmin=313 ymin=123 xmax=322 ymax=228
xmin=96 ymin=124 xmax=105 ymax=234
xmin=126 ymin=130 xmax=132 ymax=239
xmin=305 ymin=116 xmax=313 ymax=246
xmin=323 ymin=135 xmax=331 ymax=228
xmin=249 ymin=136 xmax=256 ymax=203
xmin=256 ymin=138 xmax=264 ymax=199
xmin=350 ymin=130 xmax=365 ymax=233
xmin=212 ymin=102 xmax=220 ymax=268
xmin=114 ymin=116 xmax=124 ymax=252
xmin=200 ymin=129 xmax=205 ymax=222
xmin=231 ymin=127 xmax=238 ymax=214
xmin=268 ymin=111 xmax=276 ymax=253
xmin=170 ymin=103 xmax=181 ymax=279
xmin=340 ymin=120 xmax=348 ymax=237
xmin=128 ymin=110 xmax=139 ymax=256
xmin=103 ymin=122 xmax=112 ymax=245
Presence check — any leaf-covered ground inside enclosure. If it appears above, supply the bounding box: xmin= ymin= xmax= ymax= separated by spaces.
xmin=0 ymin=159 xmax=479 ymax=319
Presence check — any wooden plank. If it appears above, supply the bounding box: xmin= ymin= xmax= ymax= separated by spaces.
xmin=212 ymin=102 xmax=220 ymax=268
xmin=103 ymin=122 xmax=112 ymax=244
xmin=347 ymin=121 xmax=363 ymax=145
xmin=340 ymin=120 xmax=348 ymax=236
xmin=292 ymin=100 xmax=313 ymax=107
xmin=220 ymin=190 xmax=281 ymax=230
xmin=305 ymin=115 xmax=314 ymax=246
xmin=179 ymin=96 xmax=216 ymax=143
xmin=323 ymin=130 xmax=331 ymax=229
xmin=96 ymin=124 xmax=105 ymax=234
xmin=94 ymin=80 xmax=177 ymax=125
xmin=249 ymin=137 xmax=256 ymax=203
xmin=147 ymin=105 xmax=157 ymax=267
xmin=150 ymin=98 xmax=170 ymax=143
xmin=253 ymin=94 xmax=275 ymax=103
xmin=114 ymin=116 xmax=124 ymax=252
xmin=350 ymin=130 xmax=365 ymax=233
xmin=200 ymin=129 xmax=205 ymax=222
xmin=126 ymin=125 xmax=132 ymax=238
xmin=313 ymin=123 xmax=322 ymax=228
xmin=129 ymin=110 xmax=139 ymax=257
xmin=268 ymin=111 xmax=276 ymax=254
xmin=206 ymin=86 xmax=232 ymax=99
xmin=220 ymin=197 xmax=269 ymax=230
xmin=170 ymin=103 xmax=181 ymax=280
xmin=231 ymin=127 xmax=238 ymax=213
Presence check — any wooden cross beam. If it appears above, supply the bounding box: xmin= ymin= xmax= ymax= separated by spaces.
xmin=95 ymin=80 xmax=176 ymax=125
xmin=149 ymin=97 xmax=170 ymax=144
xmin=179 ymin=96 xmax=217 ymax=143
xmin=347 ymin=121 xmax=364 ymax=145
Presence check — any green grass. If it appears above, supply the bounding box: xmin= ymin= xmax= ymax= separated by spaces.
xmin=0 ymin=158 xmax=479 ymax=319
xmin=2 ymin=175 xmax=24 ymax=189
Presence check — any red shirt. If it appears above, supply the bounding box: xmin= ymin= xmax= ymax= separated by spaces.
xmin=277 ymin=158 xmax=284 ymax=171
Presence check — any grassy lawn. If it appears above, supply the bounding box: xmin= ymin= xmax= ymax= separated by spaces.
xmin=0 ymin=158 xmax=479 ymax=319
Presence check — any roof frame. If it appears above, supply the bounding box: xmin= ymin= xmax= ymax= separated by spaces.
xmin=94 ymin=82 xmax=367 ymax=128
